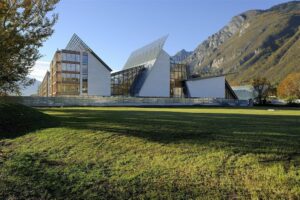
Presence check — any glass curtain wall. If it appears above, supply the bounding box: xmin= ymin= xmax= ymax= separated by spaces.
xmin=82 ymin=52 xmax=88 ymax=94
xmin=38 ymin=72 xmax=50 ymax=97
xmin=111 ymin=65 xmax=145 ymax=96
xmin=51 ymin=50 xmax=81 ymax=96
xmin=170 ymin=63 xmax=188 ymax=98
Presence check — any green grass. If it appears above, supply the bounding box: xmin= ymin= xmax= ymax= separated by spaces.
xmin=0 ymin=103 xmax=58 ymax=138
xmin=0 ymin=106 xmax=300 ymax=199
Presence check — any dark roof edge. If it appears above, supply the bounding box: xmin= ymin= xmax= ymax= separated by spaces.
xmin=67 ymin=34 xmax=112 ymax=72
xmin=187 ymin=74 xmax=226 ymax=81
xmin=187 ymin=72 xmax=238 ymax=81
xmin=225 ymin=79 xmax=239 ymax=100
xmin=90 ymin=50 xmax=113 ymax=72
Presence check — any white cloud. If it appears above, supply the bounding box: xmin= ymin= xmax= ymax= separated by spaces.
xmin=29 ymin=60 xmax=50 ymax=81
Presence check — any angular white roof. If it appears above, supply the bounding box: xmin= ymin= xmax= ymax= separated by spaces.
xmin=65 ymin=34 xmax=112 ymax=71
xmin=123 ymin=35 xmax=168 ymax=70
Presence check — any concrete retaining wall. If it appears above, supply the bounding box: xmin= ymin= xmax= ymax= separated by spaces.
xmin=1 ymin=96 xmax=250 ymax=107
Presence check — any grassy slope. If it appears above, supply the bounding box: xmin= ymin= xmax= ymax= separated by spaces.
xmin=0 ymin=107 xmax=300 ymax=199
xmin=0 ymin=103 xmax=58 ymax=138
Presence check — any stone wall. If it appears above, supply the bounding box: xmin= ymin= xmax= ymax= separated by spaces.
xmin=1 ymin=96 xmax=250 ymax=107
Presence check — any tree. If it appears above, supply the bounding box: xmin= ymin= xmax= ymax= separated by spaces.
xmin=0 ymin=0 xmax=59 ymax=95
xmin=251 ymin=77 xmax=271 ymax=104
xmin=277 ymin=72 xmax=300 ymax=102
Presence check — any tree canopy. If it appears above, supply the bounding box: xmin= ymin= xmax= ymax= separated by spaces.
xmin=251 ymin=77 xmax=271 ymax=104
xmin=0 ymin=0 xmax=59 ymax=95
xmin=277 ymin=72 xmax=300 ymax=101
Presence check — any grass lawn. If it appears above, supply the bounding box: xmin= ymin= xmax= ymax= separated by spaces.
xmin=0 ymin=105 xmax=300 ymax=199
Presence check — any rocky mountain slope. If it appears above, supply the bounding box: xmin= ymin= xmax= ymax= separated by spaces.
xmin=179 ymin=1 xmax=300 ymax=85
xmin=171 ymin=49 xmax=192 ymax=63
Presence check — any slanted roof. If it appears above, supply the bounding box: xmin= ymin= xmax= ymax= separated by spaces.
xmin=225 ymin=80 xmax=238 ymax=100
xmin=187 ymin=72 xmax=238 ymax=81
xmin=123 ymin=35 xmax=168 ymax=70
xmin=65 ymin=34 xmax=112 ymax=71
xmin=232 ymin=85 xmax=256 ymax=100
xmin=187 ymin=74 xmax=226 ymax=81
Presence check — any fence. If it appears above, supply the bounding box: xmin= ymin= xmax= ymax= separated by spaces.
xmin=1 ymin=96 xmax=250 ymax=107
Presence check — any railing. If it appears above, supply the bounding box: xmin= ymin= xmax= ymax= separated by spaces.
xmin=1 ymin=96 xmax=250 ymax=107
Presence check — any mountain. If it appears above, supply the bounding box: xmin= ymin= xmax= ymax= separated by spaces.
xmin=182 ymin=1 xmax=300 ymax=85
xmin=171 ymin=49 xmax=192 ymax=63
xmin=20 ymin=80 xmax=41 ymax=96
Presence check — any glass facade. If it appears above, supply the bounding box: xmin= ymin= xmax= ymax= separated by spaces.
xmin=57 ymin=84 xmax=80 ymax=94
xmin=38 ymin=71 xmax=50 ymax=97
xmin=111 ymin=65 xmax=146 ymax=96
xmin=62 ymin=53 xmax=80 ymax=62
xmin=170 ymin=63 xmax=188 ymax=98
xmin=82 ymin=53 xmax=88 ymax=65
xmin=82 ymin=52 xmax=88 ymax=94
xmin=61 ymin=73 xmax=80 ymax=82
xmin=82 ymin=65 xmax=88 ymax=74
xmin=82 ymin=75 xmax=88 ymax=94
xmin=50 ymin=50 xmax=81 ymax=96
xmin=62 ymin=63 xmax=80 ymax=72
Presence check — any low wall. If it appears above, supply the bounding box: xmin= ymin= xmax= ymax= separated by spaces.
xmin=1 ymin=96 xmax=250 ymax=107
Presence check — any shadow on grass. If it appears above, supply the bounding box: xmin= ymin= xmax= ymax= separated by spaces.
xmin=1 ymin=107 xmax=300 ymax=199
xmin=0 ymin=103 xmax=59 ymax=139
xmin=43 ymin=108 xmax=300 ymax=156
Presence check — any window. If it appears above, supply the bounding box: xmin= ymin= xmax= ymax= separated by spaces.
xmin=61 ymin=73 xmax=80 ymax=83
xmin=111 ymin=65 xmax=145 ymax=96
xmin=61 ymin=63 xmax=80 ymax=72
xmin=82 ymin=53 xmax=88 ymax=65
xmin=62 ymin=53 xmax=67 ymax=61
xmin=62 ymin=63 xmax=66 ymax=71
xmin=82 ymin=53 xmax=88 ymax=75
xmin=82 ymin=75 xmax=88 ymax=94
xmin=82 ymin=65 xmax=88 ymax=74
xmin=170 ymin=63 xmax=188 ymax=98
xmin=62 ymin=52 xmax=80 ymax=62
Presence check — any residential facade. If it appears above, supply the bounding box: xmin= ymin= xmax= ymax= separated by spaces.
xmin=39 ymin=34 xmax=112 ymax=97
xmin=38 ymin=34 xmax=237 ymax=99
xmin=37 ymin=71 xmax=50 ymax=97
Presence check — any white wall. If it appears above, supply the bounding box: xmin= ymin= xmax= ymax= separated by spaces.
xmin=139 ymin=50 xmax=170 ymax=97
xmin=186 ymin=76 xmax=225 ymax=98
xmin=87 ymin=52 xmax=111 ymax=96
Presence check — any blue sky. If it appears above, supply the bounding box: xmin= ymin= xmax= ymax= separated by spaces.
xmin=32 ymin=0 xmax=292 ymax=81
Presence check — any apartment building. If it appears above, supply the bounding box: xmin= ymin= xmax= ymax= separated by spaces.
xmin=38 ymin=34 xmax=237 ymax=99
xmin=37 ymin=71 xmax=50 ymax=97
xmin=39 ymin=34 xmax=112 ymax=97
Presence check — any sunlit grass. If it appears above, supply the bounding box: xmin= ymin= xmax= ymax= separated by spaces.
xmin=0 ymin=106 xmax=299 ymax=199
